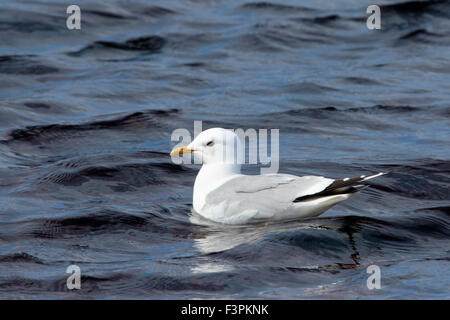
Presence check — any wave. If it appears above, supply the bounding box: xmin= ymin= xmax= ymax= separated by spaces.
xmin=2 ymin=109 xmax=179 ymax=144
xmin=239 ymin=2 xmax=315 ymax=13
xmin=0 ymin=55 xmax=59 ymax=75
xmin=69 ymin=35 xmax=166 ymax=57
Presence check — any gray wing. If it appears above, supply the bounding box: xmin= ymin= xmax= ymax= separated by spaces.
xmin=202 ymin=173 xmax=334 ymax=223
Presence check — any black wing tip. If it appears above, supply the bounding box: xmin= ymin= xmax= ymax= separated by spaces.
xmin=293 ymin=172 xmax=385 ymax=203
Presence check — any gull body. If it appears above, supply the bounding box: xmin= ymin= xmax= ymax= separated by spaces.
xmin=171 ymin=128 xmax=384 ymax=225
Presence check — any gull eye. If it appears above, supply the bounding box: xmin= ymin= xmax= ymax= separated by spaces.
xmin=206 ymin=141 xmax=214 ymax=147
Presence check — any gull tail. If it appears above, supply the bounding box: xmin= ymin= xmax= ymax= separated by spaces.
xmin=293 ymin=172 xmax=386 ymax=203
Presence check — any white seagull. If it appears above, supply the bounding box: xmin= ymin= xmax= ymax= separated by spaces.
xmin=170 ymin=128 xmax=385 ymax=225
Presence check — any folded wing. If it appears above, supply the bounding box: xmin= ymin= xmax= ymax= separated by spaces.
xmin=202 ymin=172 xmax=385 ymax=224
xmin=202 ymin=173 xmax=333 ymax=223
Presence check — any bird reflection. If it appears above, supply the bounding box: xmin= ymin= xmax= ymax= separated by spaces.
xmin=189 ymin=211 xmax=367 ymax=275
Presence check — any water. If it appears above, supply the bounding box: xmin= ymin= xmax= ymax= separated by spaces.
xmin=0 ymin=0 xmax=449 ymax=299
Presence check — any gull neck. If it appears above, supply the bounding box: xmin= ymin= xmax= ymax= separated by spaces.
xmin=193 ymin=163 xmax=241 ymax=213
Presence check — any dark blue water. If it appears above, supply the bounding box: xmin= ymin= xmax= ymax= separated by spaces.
xmin=0 ymin=0 xmax=449 ymax=299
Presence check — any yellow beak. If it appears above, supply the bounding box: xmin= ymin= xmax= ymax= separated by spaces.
xmin=170 ymin=146 xmax=194 ymax=156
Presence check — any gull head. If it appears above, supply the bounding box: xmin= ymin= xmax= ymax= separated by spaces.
xmin=170 ymin=128 xmax=242 ymax=165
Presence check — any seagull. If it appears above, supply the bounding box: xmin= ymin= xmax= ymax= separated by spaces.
xmin=170 ymin=128 xmax=385 ymax=224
